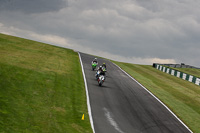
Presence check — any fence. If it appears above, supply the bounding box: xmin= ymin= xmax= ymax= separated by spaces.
xmin=156 ymin=63 xmax=200 ymax=69
xmin=153 ymin=64 xmax=200 ymax=86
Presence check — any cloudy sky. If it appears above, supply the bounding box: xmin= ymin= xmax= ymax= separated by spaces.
xmin=0 ymin=0 xmax=200 ymax=66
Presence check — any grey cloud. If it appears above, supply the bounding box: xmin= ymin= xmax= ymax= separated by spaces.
xmin=0 ymin=0 xmax=67 ymax=14
xmin=0 ymin=0 xmax=200 ymax=67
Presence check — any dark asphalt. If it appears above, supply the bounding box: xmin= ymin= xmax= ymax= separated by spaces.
xmin=80 ymin=53 xmax=191 ymax=133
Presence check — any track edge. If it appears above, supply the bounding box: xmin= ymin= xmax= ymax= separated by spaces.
xmin=112 ymin=62 xmax=193 ymax=133
xmin=78 ymin=52 xmax=95 ymax=133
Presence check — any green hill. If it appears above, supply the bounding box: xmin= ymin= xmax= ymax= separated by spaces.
xmin=1 ymin=32 xmax=199 ymax=133
xmin=0 ymin=33 xmax=92 ymax=133
xmin=113 ymin=61 xmax=200 ymax=133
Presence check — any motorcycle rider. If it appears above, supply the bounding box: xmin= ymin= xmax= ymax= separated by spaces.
xmin=91 ymin=58 xmax=98 ymax=71
xmin=97 ymin=66 xmax=106 ymax=78
xmin=102 ymin=63 xmax=106 ymax=70
xmin=97 ymin=66 xmax=106 ymax=86
xmin=91 ymin=58 xmax=98 ymax=65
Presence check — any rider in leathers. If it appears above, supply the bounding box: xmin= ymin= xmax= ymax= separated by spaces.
xmin=91 ymin=58 xmax=98 ymax=65
xmin=96 ymin=66 xmax=106 ymax=80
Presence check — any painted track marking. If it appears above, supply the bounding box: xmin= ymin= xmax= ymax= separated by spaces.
xmin=78 ymin=52 xmax=95 ymax=133
xmin=103 ymin=108 xmax=125 ymax=133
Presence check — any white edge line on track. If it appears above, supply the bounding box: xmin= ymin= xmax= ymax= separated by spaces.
xmin=112 ymin=62 xmax=193 ymax=133
xmin=78 ymin=52 xmax=95 ymax=133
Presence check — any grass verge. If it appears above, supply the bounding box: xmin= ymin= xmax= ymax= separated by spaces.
xmin=0 ymin=33 xmax=92 ymax=133
xmin=113 ymin=61 xmax=200 ymax=133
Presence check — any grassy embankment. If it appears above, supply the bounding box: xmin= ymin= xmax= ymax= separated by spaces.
xmin=113 ymin=61 xmax=200 ymax=133
xmin=0 ymin=33 xmax=92 ymax=133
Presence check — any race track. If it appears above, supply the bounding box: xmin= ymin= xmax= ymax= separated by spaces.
xmin=79 ymin=53 xmax=191 ymax=133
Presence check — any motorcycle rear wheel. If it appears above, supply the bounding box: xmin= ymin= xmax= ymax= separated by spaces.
xmin=99 ymin=83 xmax=102 ymax=86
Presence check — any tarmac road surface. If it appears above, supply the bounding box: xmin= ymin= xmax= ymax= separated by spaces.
xmin=80 ymin=52 xmax=191 ymax=133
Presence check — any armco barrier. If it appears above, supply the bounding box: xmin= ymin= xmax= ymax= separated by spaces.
xmin=153 ymin=64 xmax=200 ymax=86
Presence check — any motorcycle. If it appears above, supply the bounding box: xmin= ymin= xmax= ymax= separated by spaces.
xmin=95 ymin=70 xmax=100 ymax=80
xmin=98 ymin=75 xmax=105 ymax=86
xmin=92 ymin=62 xmax=98 ymax=71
